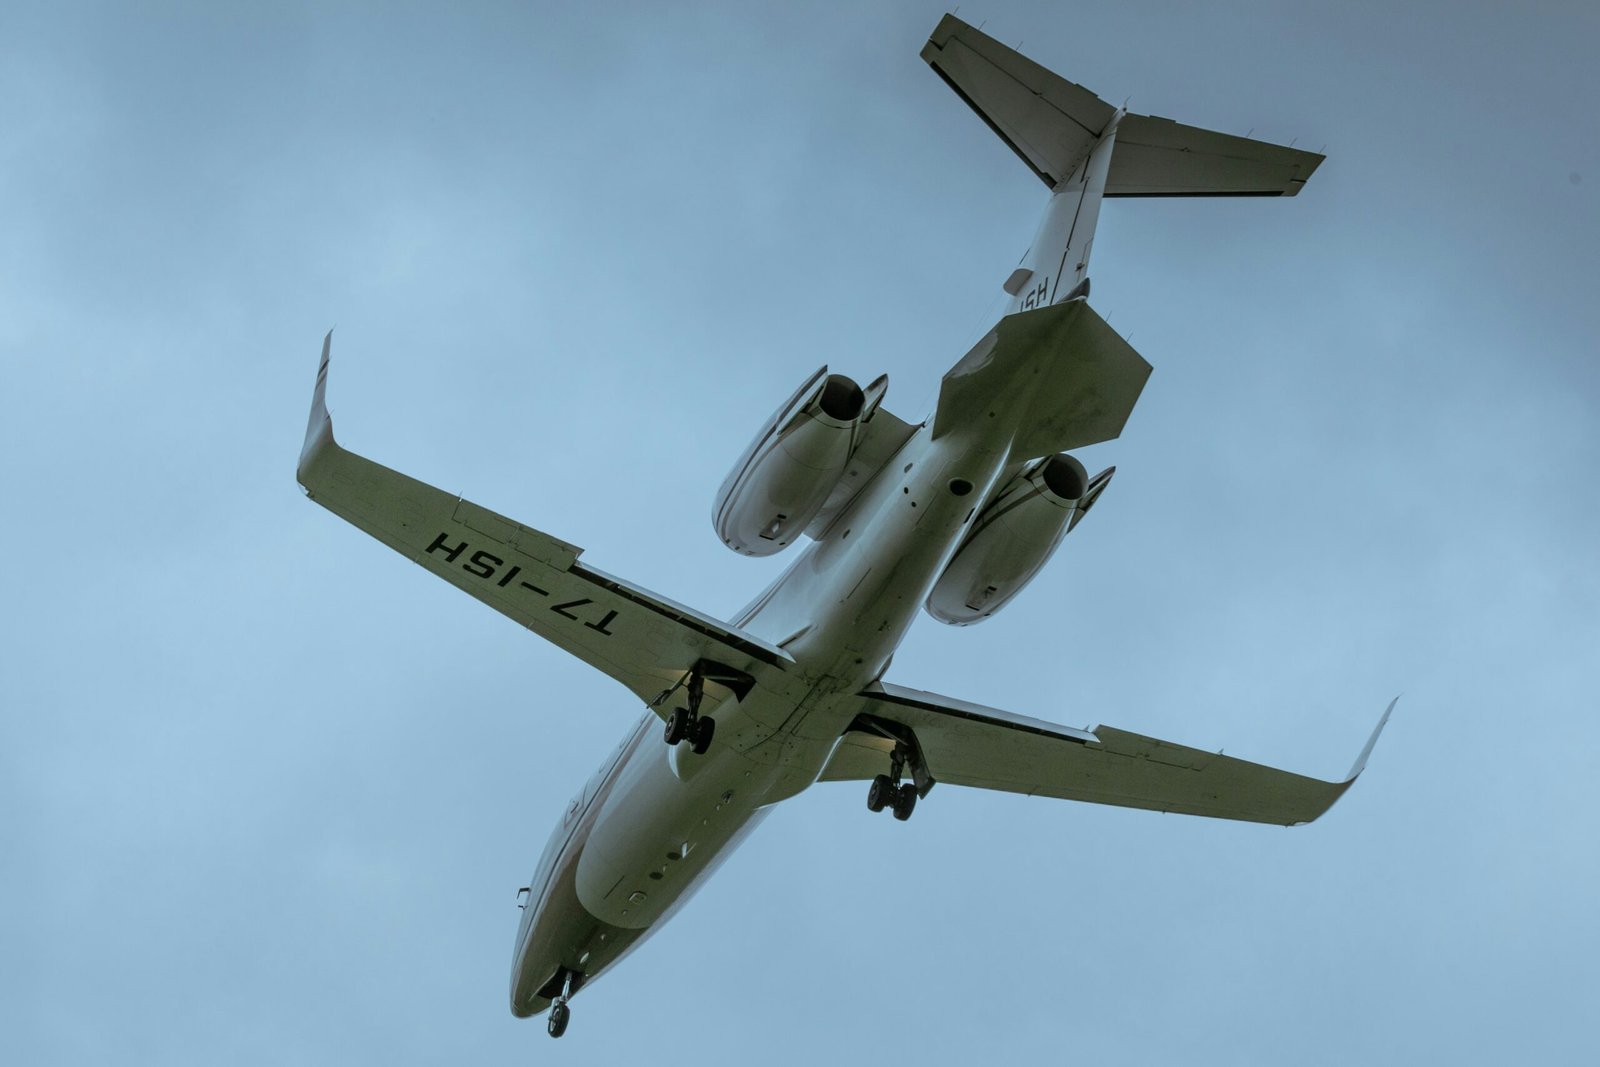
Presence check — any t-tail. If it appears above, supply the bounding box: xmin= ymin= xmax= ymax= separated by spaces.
xmin=923 ymin=14 xmax=1325 ymax=314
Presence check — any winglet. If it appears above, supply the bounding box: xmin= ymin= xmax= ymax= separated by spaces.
xmin=298 ymin=330 xmax=337 ymax=487
xmin=1344 ymin=696 xmax=1398 ymax=782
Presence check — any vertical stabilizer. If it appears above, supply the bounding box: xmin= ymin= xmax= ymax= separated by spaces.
xmin=988 ymin=123 xmax=1116 ymax=314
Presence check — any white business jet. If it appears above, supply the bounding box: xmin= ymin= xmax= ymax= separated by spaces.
xmin=298 ymin=15 xmax=1391 ymax=1039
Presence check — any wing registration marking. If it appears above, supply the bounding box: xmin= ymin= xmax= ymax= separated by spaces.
xmin=424 ymin=531 xmax=615 ymax=636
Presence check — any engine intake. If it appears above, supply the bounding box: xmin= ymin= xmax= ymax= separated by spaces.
xmin=713 ymin=367 xmax=865 ymax=556
xmin=925 ymin=454 xmax=1112 ymax=625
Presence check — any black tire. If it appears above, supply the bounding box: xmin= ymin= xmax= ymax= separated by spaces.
xmin=691 ymin=715 xmax=716 ymax=755
xmin=867 ymin=775 xmax=892 ymax=812
xmin=664 ymin=707 xmax=690 ymax=746
xmin=547 ymin=1002 xmax=570 ymax=1039
xmin=892 ymin=783 xmax=917 ymax=821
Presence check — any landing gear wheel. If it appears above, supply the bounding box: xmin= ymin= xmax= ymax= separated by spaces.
xmin=867 ymin=774 xmax=894 ymax=813
xmin=664 ymin=707 xmax=692 ymax=746
xmin=892 ymin=782 xmax=917 ymax=821
xmin=665 ymin=663 xmax=718 ymax=754
xmin=547 ymin=1001 xmax=570 ymax=1039
xmin=690 ymin=715 xmax=716 ymax=755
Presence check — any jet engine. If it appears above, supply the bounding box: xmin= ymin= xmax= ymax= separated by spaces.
xmin=925 ymin=454 xmax=1113 ymax=625
xmin=713 ymin=366 xmax=866 ymax=556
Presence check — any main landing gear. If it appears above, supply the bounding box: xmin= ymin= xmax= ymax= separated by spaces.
xmin=864 ymin=735 xmax=926 ymax=821
xmin=867 ymin=772 xmax=917 ymax=821
xmin=547 ymin=970 xmax=575 ymax=1039
xmin=663 ymin=663 xmax=715 ymax=755
xmin=849 ymin=713 xmax=934 ymax=822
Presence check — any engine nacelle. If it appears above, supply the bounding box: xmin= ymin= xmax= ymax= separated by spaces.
xmin=925 ymin=454 xmax=1113 ymax=625
xmin=713 ymin=366 xmax=865 ymax=556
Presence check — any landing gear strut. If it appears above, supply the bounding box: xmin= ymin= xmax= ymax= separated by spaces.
xmin=662 ymin=664 xmax=715 ymax=755
xmin=864 ymin=737 xmax=922 ymax=821
xmin=547 ymin=970 xmax=575 ymax=1039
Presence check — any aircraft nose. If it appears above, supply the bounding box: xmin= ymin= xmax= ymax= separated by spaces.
xmin=509 ymin=983 xmax=548 ymax=1019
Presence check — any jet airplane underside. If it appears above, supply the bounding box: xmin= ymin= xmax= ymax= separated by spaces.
xmin=297 ymin=14 xmax=1388 ymax=1039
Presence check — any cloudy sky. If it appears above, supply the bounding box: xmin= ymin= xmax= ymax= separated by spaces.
xmin=4 ymin=1 xmax=1596 ymax=1063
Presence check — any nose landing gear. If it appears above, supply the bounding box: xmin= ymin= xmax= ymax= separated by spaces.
xmin=547 ymin=1001 xmax=570 ymax=1039
xmin=546 ymin=969 xmax=576 ymax=1039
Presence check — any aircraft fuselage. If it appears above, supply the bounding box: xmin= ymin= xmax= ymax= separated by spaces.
xmin=510 ymin=416 xmax=1016 ymax=1014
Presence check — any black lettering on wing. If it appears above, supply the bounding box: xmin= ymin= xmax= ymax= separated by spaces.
xmin=551 ymin=599 xmax=591 ymax=621
xmin=426 ymin=532 xmax=467 ymax=563
xmin=418 ymin=532 xmax=602 ymax=632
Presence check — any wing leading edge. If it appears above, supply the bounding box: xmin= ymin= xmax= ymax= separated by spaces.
xmin=297 ymin=334 xmax=793 ymax=715
xmin=821 ymin=682 xmax=1395 ymax=826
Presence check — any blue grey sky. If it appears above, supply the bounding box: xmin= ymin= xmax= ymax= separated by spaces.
xmin=3 ymin=1 xmax=1596 ymax=1063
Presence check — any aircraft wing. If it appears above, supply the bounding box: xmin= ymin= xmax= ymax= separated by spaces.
xmin=296 ymin=334 xmax=793 ymax=713
xmin=820 ymin=682 xmax=1394 ymax=826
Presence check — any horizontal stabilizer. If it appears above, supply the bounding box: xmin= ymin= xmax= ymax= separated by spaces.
xmin=924 ymin=14 xmax=1323 ymax=197
xmin=1107 ymin=113 xmax=1323 ymax=197
xmin=922 ymin=13 xmax=1114 ymax=189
